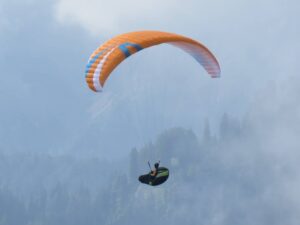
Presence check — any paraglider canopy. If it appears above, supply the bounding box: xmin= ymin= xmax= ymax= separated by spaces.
xmin=85 ymin=30 xmax=221 ymax=92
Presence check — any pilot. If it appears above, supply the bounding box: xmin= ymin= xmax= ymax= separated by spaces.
xmin=150 ymin=162 xmax=159 ymax=177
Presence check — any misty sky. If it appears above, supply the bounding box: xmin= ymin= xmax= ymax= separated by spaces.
xmin=0 ymin=0 xmax=299 ymax=158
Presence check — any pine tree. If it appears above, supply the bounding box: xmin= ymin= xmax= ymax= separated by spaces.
xmin=129 ymin=147 xmax=138 ymax=181
xmin=203 ymin=118 xmax=212 ymax=144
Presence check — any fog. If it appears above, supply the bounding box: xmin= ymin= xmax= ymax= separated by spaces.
xmin=0 ymin=0 xmax=300 ymax=224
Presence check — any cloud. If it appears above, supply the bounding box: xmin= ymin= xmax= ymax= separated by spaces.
xmin=1 ymin=0 xmax=299 ymax=159
xmin=54 ymin=0 xmax=263 ymax=37
xmin=54 ymin=0 xmax=184 ymax=36
xmin=53 ymin=0 xmax=290 ymax=37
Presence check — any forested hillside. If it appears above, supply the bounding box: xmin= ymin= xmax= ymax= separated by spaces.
xmin=1 ymin=112 xmax=297 ymax=225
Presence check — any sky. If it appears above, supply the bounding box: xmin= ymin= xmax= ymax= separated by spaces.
xmin=0 ymin=0 xmax=299 ymax=158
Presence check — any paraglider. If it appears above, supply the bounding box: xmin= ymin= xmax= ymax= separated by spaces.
xmin=84 ymin=30 xmax=221 ymax=186
xmin=85 ymin=30 xmax=221 ymax=92
xmin=138 ymin=161 xmax=169 ymax=186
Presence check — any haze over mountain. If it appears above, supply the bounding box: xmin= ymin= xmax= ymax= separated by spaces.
xmin=1 ymin=0 xmax=299 ymax=158
xmin=0 ymin=0 xmax=300 ymax=224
